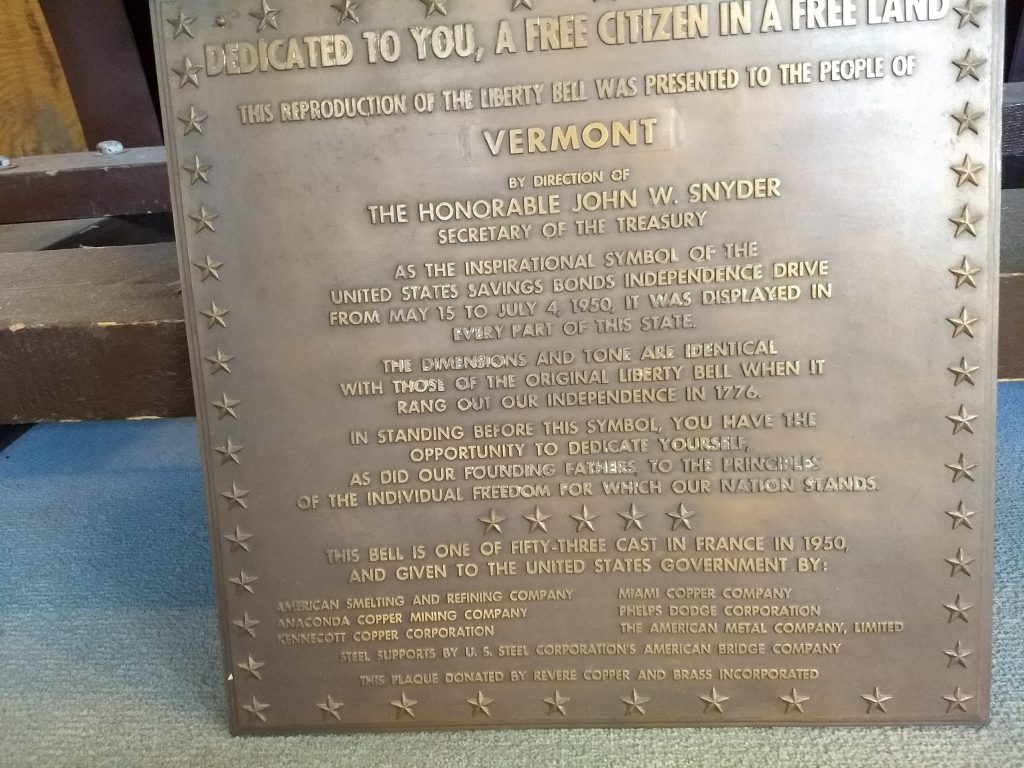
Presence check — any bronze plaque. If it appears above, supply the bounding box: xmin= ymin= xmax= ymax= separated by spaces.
xmin=151 ymin=0 xmax=1000 ymax=732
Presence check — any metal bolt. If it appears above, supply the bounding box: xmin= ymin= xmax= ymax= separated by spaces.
xmin=96 ymin=140 xmax=126 ymax=155
xmin=0 ymin=155 xmax=11 ymax=169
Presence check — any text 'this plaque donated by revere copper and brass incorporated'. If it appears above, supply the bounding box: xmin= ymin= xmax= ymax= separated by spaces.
xmin=151 ymin=0 xmax=999 ymax=733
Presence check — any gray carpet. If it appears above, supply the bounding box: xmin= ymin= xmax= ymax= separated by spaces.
xmin=1 ymin=385 xmax=1022 ymax=767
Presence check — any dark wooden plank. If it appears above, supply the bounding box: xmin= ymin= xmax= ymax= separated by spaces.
xmin=1010 ymin=7 xmax=1024 ymax=83
xmin=1002 ymin=189 xmax=1024 ymax=274
xmin=0 ymin=147 xmax=169 ymax=225
xmin=37 ymin=0 xmax=162 ymax=150
xmin=0 ymin=242 xmax=191 ymax=423
xmin=1003 ymin=84 xmax=1024 ymax=189
xmin=0 ymin=218 xmax=106 ymax=254
xmin=1000 ymin=274 xmax=1024 ymax=382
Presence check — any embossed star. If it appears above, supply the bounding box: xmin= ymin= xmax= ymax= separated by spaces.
xmin=700 ymin=687 xmax=729 ymax=713
xmin=205 ymin=349 xmax=235 ymax=374
xmin=251 ymin=0 xmax=281 ymax=31
xmin=230 ymin=571 xmax=258 ymax=594
xmin=570 ymin=505 xmax=597 ymax=532
xmin=172 ymin=56 xmax=202 ymax=88
xmin=224 ymin=526 xmax=253 ymax=552
xmin=620 ymin=689 xmax=649 ymax=716
xmin=619 ymin=502 xmax=646 ymax=531
xmin=780 ymin=687 xmax=809 ymax=714
xmin=946 ymin=500 xmax=977 ymax=530
xmin=944 ymin=593 xmax=974 ymax=623
xmin=544 ymin=690 xmax=569 ymax=716
xmin=946 ymin=453 xmax=978 ymax=483
xmin=215 ymin=437 xmax=245 ymax=465
xmin=190 ymin=204 xmax=219 ymax=233
xmin=178 ymin=105 xmax=208 ymax=135
xmin=233 ymin=612 xmax=259 ymax=637
xmin=317 ymin=694 xmax=345 ymax=720
xmin=478 ymin=509 xmax=505 ymax=535
xmin=166 ymin=9 xmax=197 ymax=38
xmin=953 ymin=49 xmax=987 ymax=81
xmin=237 ymin=654 xmax=265 ymax=680
xmin=950 ymin=257 xmax=981 ymax=289
xmin=512 ymin=0 xmax=533 ymax=9
xmin=421 ymin=0 xmax=448 ymax=17
xmin=184 ymin=155 xmax=212 ymax=185
xmin=952 ymin=102 xmax=984 ymax=135
xmin=242 ymin=695 xmax=270 ymax=722
xmin=212 ymin=393 xmax=241 ymax=419
xmin=953 ymin=0 xmax=987 ymax=29
xmin=332 ymin=0 xmax=360 ymax=23
xmin=390 ymin=691 xmax=417 ymax=719
xmin=667 ymin=502 xmax=696 ymax=531
xmin=949 ymin=357 xmax=980 ymax=387
xmin=947 ymin=404 xmax=979 ymax=435
xmin=949 ymin=205 xmax=981 ymax=238
xmin=466 ymin=691 xmax=494 ymax=717
xmin=946 ymin=547 xmax=975 ymax=577
xmin=947 ymin=307 xmax=979 ymax=339
xmin=222 ymin=483 xmax=251 ymax=510
xmin=944 ymin=639 xmax=972 ymax=668
xmin=861 ymin=686 xmax=892 ymax=714
xmin=951 ymin=155 xmax=984 ymax=187
xmin=201 ymin=301 xmax=230 ymax=329
xmin=943 ymin=687 xmax=975 ymax=713
xmin=524 ymin=506 xmax=551 ymax=533
xmin=193 ymin=254 xmax=224 ymax=281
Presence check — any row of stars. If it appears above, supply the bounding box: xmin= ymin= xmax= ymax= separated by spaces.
xmin=947 ymin=0 xmax=988 ymax=241
xmin=943 ymin=0 xmax=985 ymax=696
xmin=238 ymin=684 xmax=976 ymax=724
xmin=164 ymin=0 xmax=481 ymax=42
xmin=167 ymin=65 xmax=249 ymax=530
xmin=169 ymin=0 xmax=987 ymax=38
xmin=479 ymin=502 xmax=695 ymax=534
xmin=169 ymin=0 xmax=544 ymax=39
xmin=173 ymin=94 xmax=241 ymax=496
xmin=176 ymin=70 xmax=229 ymax=441
xmin=166 ymin=22 xmax=268 ymax=720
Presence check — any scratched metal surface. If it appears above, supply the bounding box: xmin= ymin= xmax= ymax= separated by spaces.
xmin=151 ymin=0 xmax=999 ymax=732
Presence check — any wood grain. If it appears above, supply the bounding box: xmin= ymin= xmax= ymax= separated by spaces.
xmin=0 ymin=242 xmax=192 ymax=423
xmin=37 ymin=0 xmax=163 ymax=150
xmin=0 ymin=146 xmax=170 ymax=224
xmin=0 ymin=0 xmax=86 ymax=156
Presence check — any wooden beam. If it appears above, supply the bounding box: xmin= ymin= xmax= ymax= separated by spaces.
xmin=37 ymin=0 xmax=163 ymax=151
xmin=1003 ymin=188 xmax=1024 ymax=274
xmin=0 ymin=242 xmax=192 ymax=423
xmin=0 ymin=147 xmax=169 ymax=225
xmin=1004 ymin=83 xmax=1024 ymax=189
xmin=1001 ymin=274 xmax=1024 ymax=382
xmin=0 ymin=0 xmax=87 ymax=156
xmin=0 ymin=218 xmax=106 ymax=254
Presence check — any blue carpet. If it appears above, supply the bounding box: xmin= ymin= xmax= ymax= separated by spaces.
xmin=1 ymin=385 xmax=1022 ymax=767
